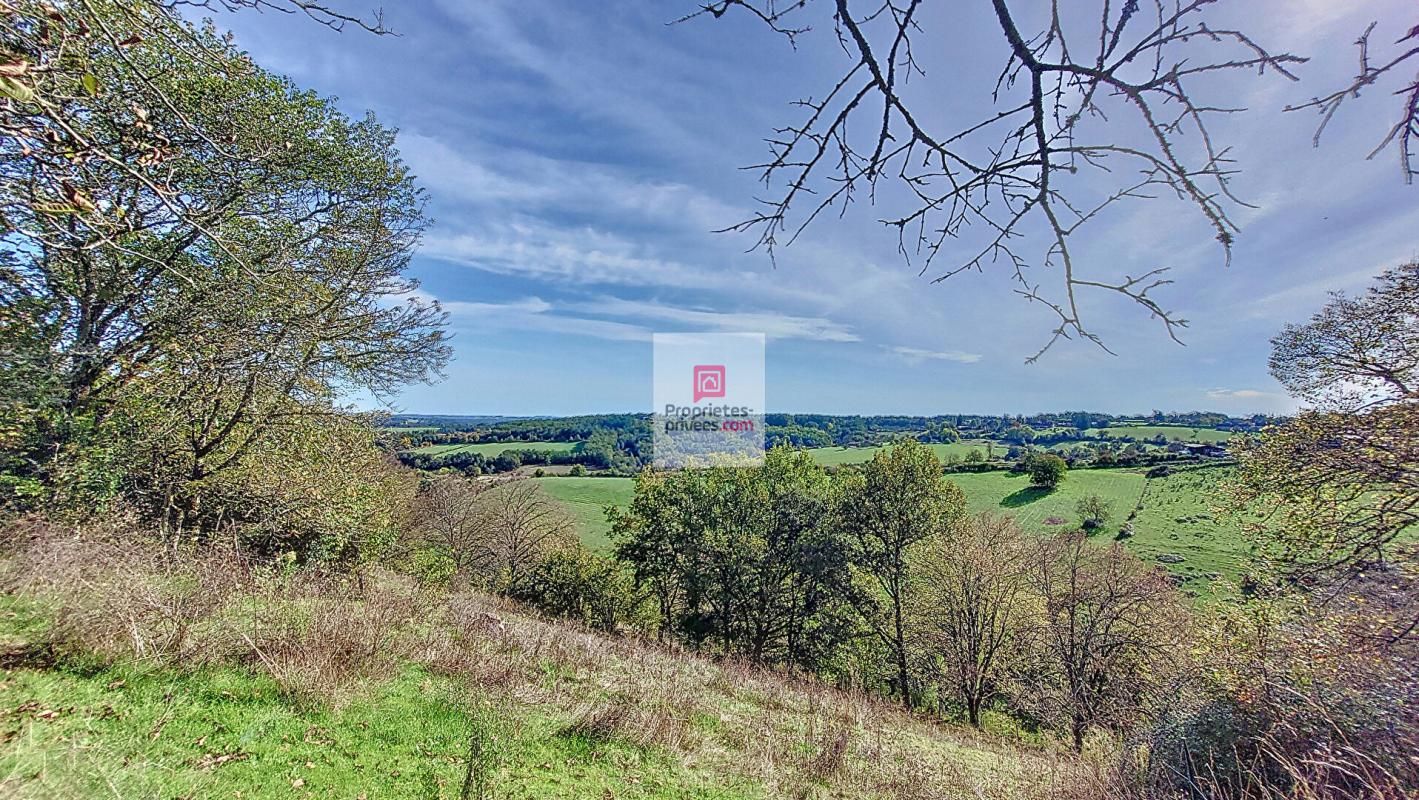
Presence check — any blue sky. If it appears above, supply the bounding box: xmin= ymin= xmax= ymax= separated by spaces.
xmin=214 ymin=0 xmax=1419 ymax=416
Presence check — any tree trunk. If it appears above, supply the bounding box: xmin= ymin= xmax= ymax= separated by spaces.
xmin=893 ymin=594 xmax=911 ymax=709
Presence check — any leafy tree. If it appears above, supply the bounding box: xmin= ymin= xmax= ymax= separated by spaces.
xmin=1004 ymin=424 xmax=1036 ymax=445
xmin=1026 ymin=453 xmax=1067 ymax=489
xmin=841 ymin=439 xmax=966 ymax=707
xmin=1234 ymin=262 xmax=1419 ymax=584
xmin=611 ymin=448 xmax=859 ymax=670
xmin=1269 ymin=262 xmax=1418 ymax=411
xmin=512 ymin=545 xmax=648 ymax=633
xmin=0 ymin=3 xmax=447 ymax=530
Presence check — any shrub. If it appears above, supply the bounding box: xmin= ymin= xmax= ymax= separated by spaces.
xmin=510 ymin=546 xmax=647 ymax=632
xmin=1076 ymin=494 xmax=1112 ymax=530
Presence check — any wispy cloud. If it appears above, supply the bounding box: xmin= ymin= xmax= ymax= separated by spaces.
xmin=440 ymin=296 xmax=649 ymax=342
xmin=438 ymin=295 xmax=861 ymax=345
xmin=400 ymin=132 xmax=744 ymax=233
xmin=1205 ymin=388 xmax=1271 ymax=400
xmin=420 ymin=225 xmax=722 ymax=289
xmin=885 ymin=345 xmax=983 ymax=365
xmin=568 ymin=297 xmax=860 ymax=342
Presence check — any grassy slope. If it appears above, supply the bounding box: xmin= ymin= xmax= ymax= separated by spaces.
xmin=0 ymin=587 xmax=1071 ymax=799
xmin=947 ymin=466 xmax=1248 ymax=593
xmin=947 ymin=469 xmax=1147 ymax=529
xmin=536 ymin=477 xmax=636 ymax=550
xmin=0 ymin=592 xmax=761 ymax=800
xmin=540 ymin=466 xmax=1249 ymax=593
xmin=406 ymin=441 xmax=581 ymax=458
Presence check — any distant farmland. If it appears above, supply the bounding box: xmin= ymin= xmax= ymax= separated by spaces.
xmin=1082 ymin=425 xmax=1234 ymax=443
xmin=536 ymin=476 xmax=636 ymax=550
xmin=947 ymin=465 xmax=1247 ymax=593
xmin=406 ymin=441 xmax=581 ymax=458
xmin=539 ymin=464 xmax=1248 ymax=595
xmin=806 ymin=440 xmax=1003 ymax=466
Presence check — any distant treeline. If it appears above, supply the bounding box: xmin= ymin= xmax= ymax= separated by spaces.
xmin=385 ymin=410 xmax=1266 ymax=473
xmin=389 ymin=410 xmax=1274 ymax=442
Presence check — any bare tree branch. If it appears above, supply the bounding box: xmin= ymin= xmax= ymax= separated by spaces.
xmin=1287 ymin=17 xmax=1419 ymax=184
xmin=695 ymin=0 xmax=1305 ymax=360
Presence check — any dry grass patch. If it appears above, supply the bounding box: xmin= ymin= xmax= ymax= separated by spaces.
xmin=1 ymin=518 xmax=1110 ymax=799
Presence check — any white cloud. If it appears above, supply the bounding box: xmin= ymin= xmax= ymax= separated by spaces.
xmin=567 ymin=297 xmax=860 ymax=342
xmin=1205 ymin=388 xmax=1270 ymax=400
xmin=885 ymin=345 xmax=983 ymax=364
xmin=436 ymin=294 xmax=861 ymax=345
xmin=400 ymin=132 xmax=744 ymax=232
xmin=420 ymin=225 xmax=724 ymax=289
xmin=440 ymin=296 xmax=649 ymax=342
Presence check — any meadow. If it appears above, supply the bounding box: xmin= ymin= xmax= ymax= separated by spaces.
xmin=947 ymin=465 xmax=1247 ymax=593
xmin=538 ymin=464 xmax=1248 ymax=594
xmin=806 ymin=440 xmax=1004 ymax=466
xmin=405 ymin=441 xmax=581 ymax=458
xmin=536 ymin=476 xmax=638 ymax=550
xmin=0 ymin=565 xmax=1064 ymax=800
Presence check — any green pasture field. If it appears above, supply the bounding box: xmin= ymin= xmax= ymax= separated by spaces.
xmin=535 ymin=477 xmax=637 ymax=550
xmin=946 ymin=465 xmax=1248 ymax=594
xmin=406 ymin=441 xmax=581 ymax=458
xmin=540 ymin=465 xmax=1249 ymax=596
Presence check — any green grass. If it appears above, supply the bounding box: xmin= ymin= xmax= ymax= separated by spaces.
xmin=1082 ymin=425 xmax=1233 ymax=443
xmin=536 ymin=477 xmax=637 ymax=550
xmin=535 ymin=467 xmax=1251 ymax=595
xmin=406 ymin=441 xmax=581 ymax=458
xmin=1129 ymin=466 xmax=1255 ymax=590
xmin=945 ymin=466 xmax=1250 ymax=594
xmin=806 ymin=440 xmax=1003 ymax=466
xmin=0 ymin=596 xmax=761 ymax=800
xmin=947 ymin=468 xmax=1148 ymax=529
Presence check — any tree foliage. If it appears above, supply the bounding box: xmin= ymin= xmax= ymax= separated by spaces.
xmin=1076 ymin=493 xmax=1112 ymax=529
xmin=839 ymin=439 xmax=965 ymax=705
xmin=611 ymin=446 xmax=861 ymax=671
xmin=1026 ymin=452 xmax=1067 ymax=488
xmin=0 ymin=0 xmax=447 ymax=546
xmin=1235 ymin=262 xmax=1419 ymax=584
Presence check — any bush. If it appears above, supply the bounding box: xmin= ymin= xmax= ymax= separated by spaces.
xmin=511 ymin=546 xmax=646 ymax=632
xmin=1076 ymin=494 xmax=1112 ymax=530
